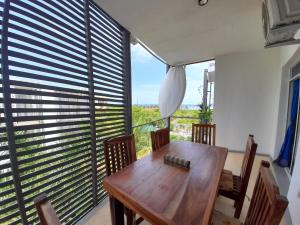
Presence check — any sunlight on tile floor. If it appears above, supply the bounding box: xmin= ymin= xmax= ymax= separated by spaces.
xmin=83 ymin=152 xmax=288 ymax=225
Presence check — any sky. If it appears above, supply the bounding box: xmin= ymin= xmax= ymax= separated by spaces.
xmin=131 ymin=43 xmax=214 ymax=105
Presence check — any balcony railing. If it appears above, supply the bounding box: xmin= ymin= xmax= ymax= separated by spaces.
xmin=133 ymin=116 xmax=202 ymax=158
xmin=133 ymin=118 xmax=166 ymax=158
xmin=170 ymin=116 xmax=200 ymax=141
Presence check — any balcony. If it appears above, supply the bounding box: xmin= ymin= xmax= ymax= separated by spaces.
xmin=0 ymin=0 xmax=298 ymax=225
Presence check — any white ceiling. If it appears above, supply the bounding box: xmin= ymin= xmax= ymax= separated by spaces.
xmin=95 ymin=0 xmax=265 ymax=65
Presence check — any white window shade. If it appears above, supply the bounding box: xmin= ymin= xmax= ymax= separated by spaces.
xmin=159 ymin=66 xmax=186 ymax=118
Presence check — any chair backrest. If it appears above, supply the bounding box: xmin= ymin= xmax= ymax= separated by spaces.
xmin=104 ymin=134 xmax=137 ymax=176
xmin=244 ymin=161 xmax=288 ymax=225
xmin=191 ymin=123 xmax=216 ymax=145
xmin=150 ymin=128 xmax=170 ymax=151
xmin=240 ymin=135 xmax=257 ymax=195
xmin=34 ymin=194 xmax=61 ymax=225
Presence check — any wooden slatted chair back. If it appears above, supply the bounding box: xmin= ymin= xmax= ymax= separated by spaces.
xmin=34 ymin=194 xmax=61 ymax=225
xmin=104 ymin=135 xmax=137 ymax=176
xmin=191 ymin=123 xmax=216 ymax=145
xmin=150 ymin=128 xmax=170 ymax=151
xmin=240 ymin=135 xmax=257 ymax=196
xmin=244 ymin=161 xmax=288 ymax=225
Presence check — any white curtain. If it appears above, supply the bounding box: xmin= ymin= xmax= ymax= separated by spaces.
xmin=159 ymin=66 xmax=186 ymax=118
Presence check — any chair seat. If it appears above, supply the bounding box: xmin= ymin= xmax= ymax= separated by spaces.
xmin=219 ymin=170 xmax=241 ymax=193
xmin=219 ymin=170 xmax=234 ymax=191
xmin=212 ymin=210 xmax=243 ymax=225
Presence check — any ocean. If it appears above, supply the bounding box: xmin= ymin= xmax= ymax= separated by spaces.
xmin=133 ymin=104 xmax=200 ymax=110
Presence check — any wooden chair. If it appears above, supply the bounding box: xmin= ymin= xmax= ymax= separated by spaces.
xmin=191 ymin=123 xmax=216 ymax=145
xmin=150 ymin=128 xmax=170 ymax=151
xmin=212 ymin=161 xmax=288 ymax=225
xmin=104 ymin=135 xmax=143 ymax=225
xmin=34 ymin=194 xmax=61 ymax=225
xmin=218 ymin=135 xmax=257 ymax=218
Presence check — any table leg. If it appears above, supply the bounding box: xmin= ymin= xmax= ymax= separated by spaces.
xmin=109 ymin=197 xmax=124 ymax=225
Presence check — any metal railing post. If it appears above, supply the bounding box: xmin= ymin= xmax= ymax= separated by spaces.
xmin=167 ymin=117 xmax=171 ymax=130
xmin=123 ymin=30 xmax=132 ymax=135
xmin=84 ymin=0 xmax=98 ymax=206
xmin=1 ymin=0 xmax=28 ymax=223
xmin=166 ymin=65 xmax=171 ymax=130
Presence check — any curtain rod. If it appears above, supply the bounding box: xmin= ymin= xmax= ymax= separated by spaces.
xmin=135 ymin=39 xmax=214 ymax=67
xmin=176 ymin=58 xmax=215 ymax=67
xmin=136 ymin=40 xmax=168 ymax=65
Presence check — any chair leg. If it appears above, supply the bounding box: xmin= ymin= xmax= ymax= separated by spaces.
xmin=234 ymin=198 xmax=245 ymax=218
xmin=109 ymin=197 xmax=124 ymax=225
xmin=234 ymin=200 xmax=237 ymax=208
xmin=126 ymin=209 xmax=136 ymax=225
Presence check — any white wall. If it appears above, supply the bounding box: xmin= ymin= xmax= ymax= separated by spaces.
xmin=214 ymin=46 xmax=300 ymax=223
xmin=287 ymin=144 xmax=300 ymax=225
xmin=278 ymin=45 xmax=300 ymax=225
xmin=214 ymin=49 xmax=282 ymax=155
xmin=274 ymin=46 xmax=299 ymax=159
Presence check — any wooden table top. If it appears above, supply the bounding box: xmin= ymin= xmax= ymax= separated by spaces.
xmin=103 ymin=141 xmax=228 ymax=225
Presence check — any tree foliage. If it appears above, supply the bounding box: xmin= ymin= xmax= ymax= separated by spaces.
xmin=132 ymin=106 xmax=213 ymax=158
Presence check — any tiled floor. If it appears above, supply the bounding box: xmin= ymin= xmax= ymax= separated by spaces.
xmin=82 ymin=152 xmax=288 ymax=225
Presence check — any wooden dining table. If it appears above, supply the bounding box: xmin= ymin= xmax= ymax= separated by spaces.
xmin=103 ymin=141 xmax=228 ymax=225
